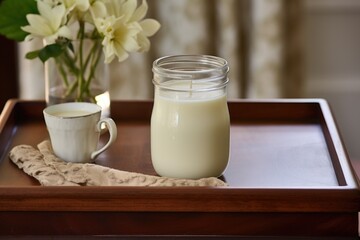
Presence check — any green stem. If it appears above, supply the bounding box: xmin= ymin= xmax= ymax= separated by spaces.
xmin=55 ymin=58 xmax=69 ymax=87
xmin=77 ymin=21 xmax=85 ymax=101
xmin=84 ymin=40 xmax=102 ymax=95
xmin=65 ymin=80 xmax=78 ymax=97
xmin=57 ymin=49 xmax=79 ymax=99
xmin=53 ymin=24 xmax=103 ymax=102
xmin=83 ymin=39 xmax=99 ymax=75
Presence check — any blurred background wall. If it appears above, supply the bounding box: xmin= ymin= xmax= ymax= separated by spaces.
xmin=0 ymin=0 xmax=359 ymax=161
xmin=16 ymin=0 xmax=304 ymax=100
xmin=304 ymin=0 xmax=360 ymax=162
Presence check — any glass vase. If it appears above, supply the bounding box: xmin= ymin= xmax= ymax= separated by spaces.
xmin=44 ymin=39 xmax=110 ymax=117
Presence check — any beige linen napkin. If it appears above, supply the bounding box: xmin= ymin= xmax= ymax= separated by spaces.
xmin=9 ymin=141 xmax=227 ymax=187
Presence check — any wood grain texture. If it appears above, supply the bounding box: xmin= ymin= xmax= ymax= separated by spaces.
xmin=0 ymin=99 xmax=359 ymax=237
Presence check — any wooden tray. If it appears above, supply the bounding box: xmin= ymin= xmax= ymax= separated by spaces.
xmin=0 ymin=99 xmax=359 ymax=238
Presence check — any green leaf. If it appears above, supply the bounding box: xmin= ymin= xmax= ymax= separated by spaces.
xmin=25 ymin=50 xmax=40 ymax=60
xmin=0 ymin=0 xmax=38 ymax=41
xmin=68 ymin=42 xmax=75 ymax=53
xmin=38 ymin=44 xmax=64 ymax=63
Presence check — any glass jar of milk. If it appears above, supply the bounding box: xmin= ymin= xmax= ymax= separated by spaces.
xmin=151 ymin=55 xmax=230 ymax=179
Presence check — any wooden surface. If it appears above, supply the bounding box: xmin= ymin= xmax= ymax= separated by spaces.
xmin=0 ymin=99 xmax=359 ymax=238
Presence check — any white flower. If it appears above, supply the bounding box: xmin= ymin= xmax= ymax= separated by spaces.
xmin=131 ymin=0 xmax=160 ymax=52
xmin=21 ymin=0 xmax=72 ymax=44
xmin=21 ymin=0 xmax=160 ymax=63
xmin=98 ymin=16 xmax=141 ymax=63
xmin=92 ymin=0 xmax=160 ymax=63
xmin=10 ymin=0 xmax=160 ymax=103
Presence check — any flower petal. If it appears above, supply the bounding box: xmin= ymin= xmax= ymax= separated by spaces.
xmin=112 ymin=20 xmax=141 ymax=51
xmin=23 ymin=14 xmax=53 ymax=36
xmin=44 ymin=33 xmax=59 ymax=44
xmin=121 ymin=0 xmax=137 ymax=21
xmin=140 ymin=19 xmax=160 ymax=37
xmin=131 ymin=0 xmax=148 ymax=22
xmin=91 ymin=1 xmax=107 ymax=18
xmin=37 ymin=1 xmax=66 ymax=31
xmin=57 ymin=26 xmax=73 ymax=40
xmin=137 ymin=33 xmax=150 ymax=52
xmin=121 ymin=35 xmax=140 ymax=52
xmin=37 ymin=0 xmax=52 ymax=17
xmin=75 ymin=0 xmax=90 ymax=12
xmin=103 ymin=42 xmax=116 ymax=64
xmin=48 ymin=4 xmax=67 ymax=31
xmin=114 ymin=43 xmax=129 ymax=62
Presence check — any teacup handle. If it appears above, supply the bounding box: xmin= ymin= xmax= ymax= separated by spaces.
xmin=91 ymin=118 xmax=117 ymax=160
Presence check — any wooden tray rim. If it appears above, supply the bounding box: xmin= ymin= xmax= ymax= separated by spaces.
xmin=0 ymin=99 xmax=359 ymax=213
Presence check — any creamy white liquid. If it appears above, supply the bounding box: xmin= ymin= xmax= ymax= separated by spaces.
xmin=151 ymin=86 xmax=230 ymax=179
xmin=52 ymin=110 xmax=92 ymax=117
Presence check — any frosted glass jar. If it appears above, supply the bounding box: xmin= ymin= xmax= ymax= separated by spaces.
xmin=151 ymin=55 xmax=230 ymax=179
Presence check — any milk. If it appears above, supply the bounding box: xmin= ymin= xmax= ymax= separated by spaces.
xmin=151 ymin=82 xmax=230 ymax=179
xmin=52 ymin=110 xmax=92 ymax=117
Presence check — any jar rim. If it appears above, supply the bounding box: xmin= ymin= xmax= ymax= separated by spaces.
xmin=152 ymin=55 xmax=229 ymax=92
xmin=152 ymin=55 xmax=229 ymax=75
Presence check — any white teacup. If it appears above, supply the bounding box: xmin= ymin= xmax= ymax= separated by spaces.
xmin=43 ymin=102 xmax=117 ymax=163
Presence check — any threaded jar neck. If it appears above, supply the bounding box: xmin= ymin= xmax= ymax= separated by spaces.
xmin=152 ymin=55 xmax=229 ymax=92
